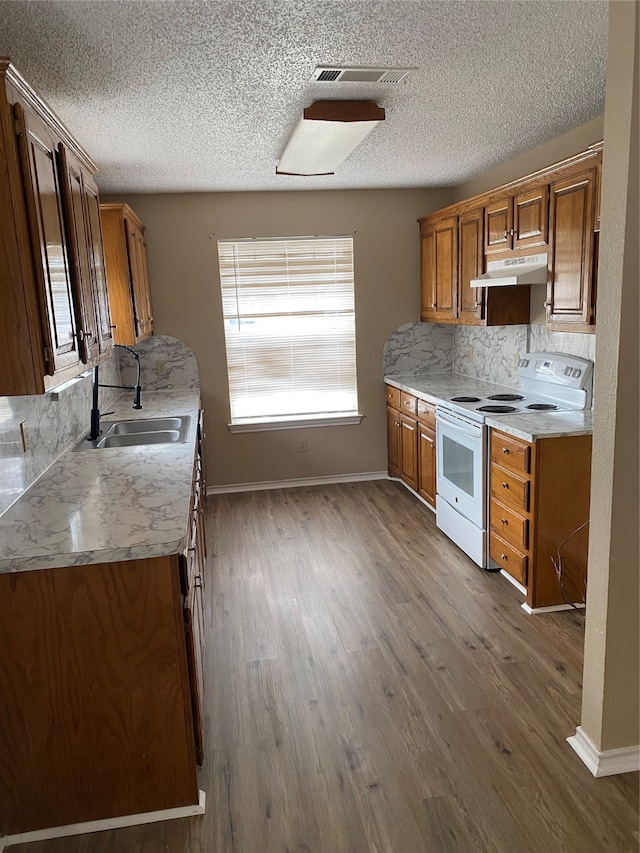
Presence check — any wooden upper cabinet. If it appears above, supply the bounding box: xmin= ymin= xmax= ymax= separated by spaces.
xmin=13 ymin=101 xmax=83 ymax=379
xmin=547 ymin=167 xmax=597 ymax=331
xmin=0 ymin=59 xmax=110 ymax=395
xmin=420 ymin=215 xmax=457 ymax=322
xmin=513 ymin=185 xmax=549 ymax=249
xmin=419 ymin=223 xmax=435 ymax=321
xmin=485 ymin=185 xmax=548 ymax=255
xmin=101 ymin=203 xmax=154 ymax=345
xmin=59 ymin=145 xmax=113 ymax=364
xmin=458 ymin=208 xmax=484 ymax=322
xmin=484 ymin=197 xmax=513 ymax=255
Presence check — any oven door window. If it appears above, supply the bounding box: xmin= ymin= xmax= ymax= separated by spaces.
xmin=442 ymin=434 xmax=475 ymax=497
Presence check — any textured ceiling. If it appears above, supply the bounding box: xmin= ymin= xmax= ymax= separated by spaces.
xmin=0 ymin=0 xmax=608 ymax=194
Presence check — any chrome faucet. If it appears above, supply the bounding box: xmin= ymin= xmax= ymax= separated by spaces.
xmin=88 ymin=345 xmax=142 ymax=440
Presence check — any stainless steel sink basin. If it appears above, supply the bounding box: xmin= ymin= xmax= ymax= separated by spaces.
xmin=109 ymin=417 xmax=184 ymax=435
xmin=72 ymin=415 xmax=190 ymax=451
xmin=98 ymin=430 xmax=181 ymax=448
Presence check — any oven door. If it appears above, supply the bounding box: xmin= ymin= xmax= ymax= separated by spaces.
xmin=436 ymin=408 xmax=486 ymax=528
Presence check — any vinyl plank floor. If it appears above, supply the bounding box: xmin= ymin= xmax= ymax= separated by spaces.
xmin=11 ymin=480 xmax=639 ymax=853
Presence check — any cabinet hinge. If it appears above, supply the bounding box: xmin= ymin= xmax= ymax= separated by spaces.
xmin=14 ymin=116 xmax=22 ymax=137
xmin=43 ymin=345 xmax=52 ymax=365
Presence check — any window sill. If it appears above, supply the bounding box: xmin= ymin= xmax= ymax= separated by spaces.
xmin=228 ymin=413 xmax=363 ymax=433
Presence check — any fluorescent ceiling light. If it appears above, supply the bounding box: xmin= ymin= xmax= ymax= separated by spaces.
xmin=276 ymin=101 xmax=385 ymax=177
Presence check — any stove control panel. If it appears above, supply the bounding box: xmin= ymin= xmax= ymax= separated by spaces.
xmin=517 ymin=352 xmax=593 ymax=390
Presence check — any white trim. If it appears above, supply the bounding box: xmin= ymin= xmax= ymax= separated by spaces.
xmin=228 ymin=413 xmax=363 ymax=433
xmin=567 ymin=726 xmax=640 ymax=777
xmin=207 ymin=471 xmax=388 ymax=495
xmin=0 ymin=790 xmax=205 ymax=851
xmin=500 ymin=569 xmax=527 ymax=596
xmin=522 ymin=602 xmax=585 ymax=615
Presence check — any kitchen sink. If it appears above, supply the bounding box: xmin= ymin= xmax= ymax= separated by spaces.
xmin=72 ymin=415 xmax=190 ymax=450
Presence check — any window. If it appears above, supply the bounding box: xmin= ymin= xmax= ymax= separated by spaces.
xmin=218 ymin=236 xmax=360 ymax=431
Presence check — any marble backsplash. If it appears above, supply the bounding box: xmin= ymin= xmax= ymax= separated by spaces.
xmin=118 ymin=334 xmax=200 ymax=391
xmin=0 ymin=335 xmax=200 ymax=518
xmin=0 ymin=357 xmax=122 ymax=518
xmin=383 ymin=322 xmax=453 ymax=375
xmin=384 ymin=321 xmax=596 ymax=390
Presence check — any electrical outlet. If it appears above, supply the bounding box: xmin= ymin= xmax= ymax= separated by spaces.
xmin=19 ymin=421 xmax=30 ymax=453
xmin=156 ymin=360 xmax=168 ymax=376
xmin=298 ymin=439 xmax=308 ymax=453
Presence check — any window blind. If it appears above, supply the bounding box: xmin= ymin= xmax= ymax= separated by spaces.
xmin=218 ymin=236 xmax=358 ymax=423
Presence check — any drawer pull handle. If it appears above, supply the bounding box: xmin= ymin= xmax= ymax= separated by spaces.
xmin=501 ymin=553 xmax=508 ymax=561
xmin=501 ymin=518 xmax=508 ymax=525
xmin=502 ymin=482 xmax=509 ymax=489
xmin=502 ymin=447 xmax=509 ymax=454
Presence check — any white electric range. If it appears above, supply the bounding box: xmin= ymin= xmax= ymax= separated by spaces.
xmin=435 ymin=353 xmax=594 ymax=569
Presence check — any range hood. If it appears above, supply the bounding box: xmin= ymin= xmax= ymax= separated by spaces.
xmin=470 ymin=253 xmax=548 ymax=287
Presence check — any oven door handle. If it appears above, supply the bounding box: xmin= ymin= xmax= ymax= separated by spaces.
xmin=436 ymin=410 xmax=482 ymax=437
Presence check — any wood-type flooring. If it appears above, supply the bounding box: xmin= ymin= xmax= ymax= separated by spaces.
xmin=12 ymin=480 xmax=639 ymax=853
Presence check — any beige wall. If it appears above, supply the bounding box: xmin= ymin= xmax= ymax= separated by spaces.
xmin=581 ymin=0 xmax=639 ymax=754
xmin=453 ymin=116 xmax=604 ymax=201
xmin=108 ymin=188 xmax=452 ymax=486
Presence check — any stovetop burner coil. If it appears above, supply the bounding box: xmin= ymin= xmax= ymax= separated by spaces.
xmin=477 ymin=405 xmax=518 ymax=413
xmin=487 ymin=393 xmax=525 ymax=401
xmin=450 ymin=396 xmax=481 ymax=403
xmin=525 ymin=403 xmax=558 ymax=411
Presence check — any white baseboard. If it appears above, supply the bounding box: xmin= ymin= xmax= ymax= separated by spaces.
xmin=207 ymin=471 xmax=388 ymax=494
xmin=568 ymin=727 xmax=640 ymax=777
xmin=522 ymin=602 xmax=585 ymax=615
xmin=0 ymin=790 xmax=206 ymax=852
xmin=500 ymin=569 xmax=527 ymax=596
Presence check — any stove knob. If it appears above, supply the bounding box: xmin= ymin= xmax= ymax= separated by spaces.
xmin=564 ymin=366 xmax=572 ymax=376
xmin=572 ymin=368 xmax=582 ymax=378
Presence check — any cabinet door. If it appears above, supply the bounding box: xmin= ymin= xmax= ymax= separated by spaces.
xmin=125 ymin=217 xmax=153 ymax=341
xmin=458 ymin=208 xmax=484 ymax=322
xmin=183 ymin=603 xmax=204 ymax=766
xmin=83 ymin=175 xmax=113 ymax=357
xmin=433 ymin=216 xmax=457 ymax=319
xmin=547 ymin=169 xmax=596 ymax=330
xmin=14 ymin=102 xmax=82 ymax=376
xmin=513 ymin=185 xmax=548 ymax=249
xmin=399 ymin=413 xmax=418 ymax=492
xmin=418 ymin=423 xmax=436 ymax=507
xmin=419 ymin=224 xmax=436 ymax=321
xmin=387 ymin=404 xmax=401 ymax=478
xmin=484 ymin=197 xmax=513 ymax=255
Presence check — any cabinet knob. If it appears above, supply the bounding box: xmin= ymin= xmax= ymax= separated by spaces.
xmin=544 ymin=301 xmax=551 ymax=309
xmin=501 ymin=518 xmax=508 ymax=525
xmin=502 ymin=482 xmax=509 ymax=489
xmin=110 ymin=323 xmax=118 ymax=330
xmin=501 ymin=553 xmax=508 ymax=561
xmin=431 ymin=303 xmax=436 ymax=308
xmin=502 ymin=447 xmax=510 ymax=454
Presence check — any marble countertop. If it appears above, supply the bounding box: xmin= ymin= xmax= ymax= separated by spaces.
xmin=0 ymin=390 xmax=201 ymax=574
xmin=384 ymin=371 xmax=594 ymax=442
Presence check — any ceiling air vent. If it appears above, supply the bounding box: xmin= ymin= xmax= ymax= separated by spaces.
xmin=311 ymin=66 xmax=415 ymax=84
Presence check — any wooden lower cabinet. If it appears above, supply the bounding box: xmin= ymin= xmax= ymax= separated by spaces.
xmin=386 ymin=386 xmax=436 ymax=507
xmin=0 ymin=556 xmax=200 ymax=836
xmin=489 ymin=428 xmax=592 ymax=609
xmin=418 ymin=423 xmax=436 ymax=507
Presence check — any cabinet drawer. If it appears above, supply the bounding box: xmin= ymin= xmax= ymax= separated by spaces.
xmin=386 ymin=385 xmax=401 ymax=409
xmin=490 ymin=467 xmax=530 ymax=512
xmin=491 ymin=430 xmax=531 ymax=474
xmin=400 ymin=391 xmax=417 ymax=416
xmin=417 ymin=399 xmax=436 ymax=429
xmin=490 ymin=532 xmax=528 ymax=585
xmin=490 ymin=498 xmax=529 ymax=551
